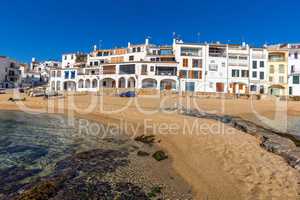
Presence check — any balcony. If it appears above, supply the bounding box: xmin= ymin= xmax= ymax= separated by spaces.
xmin=155 ymin=67 xmax=177 ymax=76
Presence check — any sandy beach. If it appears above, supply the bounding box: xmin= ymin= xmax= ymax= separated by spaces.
xmin=1 ymin=92 xmax=300 ymax=199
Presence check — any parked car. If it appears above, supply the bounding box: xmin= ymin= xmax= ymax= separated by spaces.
xmin=119 ymin=91 xmax=136 ymax=97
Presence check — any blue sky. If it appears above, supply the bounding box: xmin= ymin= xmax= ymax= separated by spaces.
xmin=1 ymin=0 xmax=299 ymax=62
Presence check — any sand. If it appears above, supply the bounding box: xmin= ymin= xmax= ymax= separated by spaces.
xmin=0 ymin=92 xmax=300 ymax=199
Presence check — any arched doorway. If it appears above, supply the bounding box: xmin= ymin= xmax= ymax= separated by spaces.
xmin=160 ymin=79 xmax=176 ymax=90
xmin=142 ymin=78 xmax=157 ymax=88
xmin=92 ymin=79 xmax=98 ymax=88
xmin=118 ymin=77 xmax=126 ymax=88
xmin=85 ymin=79 xmax=91 ymax=88
xmin=127 ymin=77 xmax=136 ymax=88
xmin=63 ymin=81 xmax=76 ymax=91
xmin=101 ymin=78 xmax=116 ymax=88
xmin=78 ymin=79 xmax=84 ymax=88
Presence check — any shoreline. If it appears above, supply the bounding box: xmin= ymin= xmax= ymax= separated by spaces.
xmin=1 ymin=93 xmax=300 ymax=199
xmin=0 ymin=110 xmax=193 ymax=200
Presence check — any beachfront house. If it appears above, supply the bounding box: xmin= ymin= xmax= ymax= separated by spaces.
xmin=227 ymin=43 xmax=250 ymax=95
xmin=0 ymin=56 xmax=21 ymax=88
xmin=249 ymin=48 xmax=268 ymax=94
xmin=173 ymin=40 xmax=205 ymax=92
xmin=286 ymin=44 xmax=300 ymax=96
xmin=267 ymin=47 xmax=289 ymax=96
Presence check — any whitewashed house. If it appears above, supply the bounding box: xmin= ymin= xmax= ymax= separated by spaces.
xmin=205 ymin=43 xmax=228 ymax=93
xmin=284 ymin=44 xmax=300 ymax=96
xmin=0 ymin=56 xmax=21 ymax=88
xmin=173 ymin=40 xmax=206 ymax=92
xmin=227 ymin=43 xmax=250 ymax=94
xmin=249 ymin=48 xmax=268 ymax=94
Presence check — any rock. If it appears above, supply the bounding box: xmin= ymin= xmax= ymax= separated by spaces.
xmin=134 ymin=135 xmax=156 ymax=144
xmin=147 ymin=186 xmax=162 ymax=198
xmin=137 ymin=151 xmax=150 ymax=157
xmin=152 ymin=151 xmax=168 ymax=161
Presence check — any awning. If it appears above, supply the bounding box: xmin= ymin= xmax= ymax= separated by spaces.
xmin=269 ymin=84 xmax=285 ymax=89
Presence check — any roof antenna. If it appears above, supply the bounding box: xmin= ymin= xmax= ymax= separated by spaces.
xmin=197 ymin=32 xmax=201 ymax=43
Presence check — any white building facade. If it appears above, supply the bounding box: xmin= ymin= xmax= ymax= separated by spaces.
xmin=249 ymin=48 xmax=268 ymax=94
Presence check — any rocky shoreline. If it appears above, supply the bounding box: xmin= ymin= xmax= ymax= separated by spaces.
xmin=176 ymin=107 xmax=300 ymax=173
xmin=0 ymin=135 xmax=193 ymax=200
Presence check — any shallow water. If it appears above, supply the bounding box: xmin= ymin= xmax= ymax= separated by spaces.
xmin=0 ymin=111 xmax=193 ymax=200
xmin=0 ymin=111 xmax=131 ymax=198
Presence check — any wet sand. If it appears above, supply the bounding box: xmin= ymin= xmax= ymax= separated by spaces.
xmin=0 ymin=92 xmax=300 ymax=199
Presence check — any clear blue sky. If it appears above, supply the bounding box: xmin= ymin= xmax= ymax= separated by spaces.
xmin=1 ymin=0 xmax=299 ymax=62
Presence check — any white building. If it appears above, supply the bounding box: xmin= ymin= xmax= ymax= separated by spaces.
xmin=285 ymin=44 xmax=300 ymax=96
xmin=249 ymin=48 xmax=268 ymax=94
xmin=205 ymin=43 xmax=228 ymax=93
xmin=173 ymin=40 xmax=206 ymax=92
xmin=227 ymin=43 xmax=250 ymax=94
xmin=0 ymin=56 xmax=20 ymax=88
xmin=50 ymin=39 xmax=179 ymax=92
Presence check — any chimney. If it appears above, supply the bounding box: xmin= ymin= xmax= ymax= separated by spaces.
xmin=173 ymin=38 xmax=176 ymax=45
xmin=93 ymin=45 xmax=97 ymax=51
xmin=128 ymin=42 xmax=131 ymax=48
xmin=242 ymin=42 xmax=246 ymax=47
xmin=31 ymin=57 xmax=36 ymax=62
xmin=145 ymin=38 xmax=149 ymax=45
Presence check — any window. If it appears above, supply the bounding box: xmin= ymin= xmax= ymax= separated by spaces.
xmin=141 ymin=65 xmax=147 ymax=75
xmin=293 ymin=75 xmax=300 ymax=84
xmin=71 ymin=71 xmax=75 ymax=79
xmin=239 ymin=56 xmax=247 ymax=60
xmin=132 ymin=48 xmax=136 ymax=53
xmin=209 ymin=82 xmax=214 ymax=88
xmin=222 ymin=62 xmax=226 ymax=67
xmin=51 ymin=71 xmax=56 ymax=77
xmin=71 ymin=55 xmax=74 ymax=59
xmin=129 ymin=56 xmax=134 ymax=61
xmin=150 ymin=66 xmax=154 ymax=72
xmin=57 ymin=71 xmax=61 ymax=77
xmin=279 ymin=76 xmax=284 ymax=83
xmin=183 ymin=58 xmax=188 ymax=67
xmin=192 ymin=59 xmax=202 ymax=68
xmin=241 ymin=70 xmax=249 ymax=78
xmin=64 ymin=56 xmax=67 ymax=60
xmin=252 ymin=61 xmax=257 ymax=69
xmin=90 ymin=62 xmax=93 ymax=66
xmin=250 ymin=85 xmax=257 ymax=91
xmin=295 ymin=52 xmax=298 ymax=59
xmin=260 ymin=61 xmax=264 ymax=68
xmin=137 ymin=47 xmax=141 ymax=52
xmin=269 ymin=65 xmax=275 ymax=73
xmin=289 ymin=87 xmax=293 ymax=95
xmin=252 ymin=71 xmax=257 ymax=78
xmin=180 ymin=47 xmax=201 ymax=56
xmin=232 ymin=69 xmax=239 ymax=77
xmin=279 ymin=65 xmax=285 ymax=73
xmin=179 ymin=70 xmax=188 ymax=78
xmin=269 ymin=76 xmax=273 ymax=82
xmin=193 ymin=71 xmax=199 ymax=79
xmin=259 ymin=72 xmax=264 ymax=80
xmin=209 ymin=64 xmax=218 ymax=71
xmin=64 ymin=71 xmax=69 ymax=79
xmin=56 ymin=81 xmax=61 ymax=91
xmin=291 ymin=65 xmax=295 ymax=73
xmin=229 ymin=56 xmax=238 ymax=60
xmin=94 ymin=61 xmax=99 ymax=66
xmin=119 ymin=64 xmax=135 ymax=74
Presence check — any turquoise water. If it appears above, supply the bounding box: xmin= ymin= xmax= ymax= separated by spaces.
xmin=0 ymin=111 xmax=79 ymax=171
xmin=0 ymin=111 xmax=113 ymax=198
